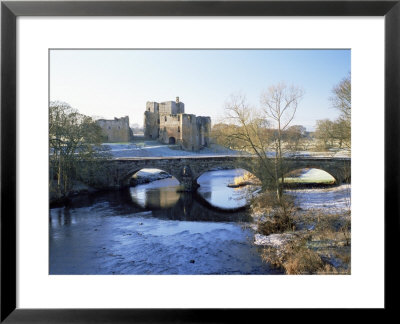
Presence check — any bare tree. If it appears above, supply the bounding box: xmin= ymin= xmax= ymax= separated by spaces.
xmin=331 ymin=73 xmax=351 ymax=122
xmin=330 ymin=73 xmax=351 ymax=148
xmin=218 ymin=85 xmax=303 ymax=202
xmin=49 ymin=101 xmax=111 ymax=199
xmin=221 ymin=94 xmax=277 ymax=188
xmin=260 ymin=83 xmax=304 ymax=199
xmin=285 ymin=125 xmax=307 ymax=151
xmin=315 ymin=119 xmax=335 ymax=149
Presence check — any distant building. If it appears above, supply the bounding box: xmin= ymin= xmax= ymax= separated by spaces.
xmin=144 ymin=97 xmax=211 ymax=151
xmin=96 ymin=116 xmax=133 ymax=142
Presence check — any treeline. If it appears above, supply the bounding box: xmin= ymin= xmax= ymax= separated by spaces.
xmin=314 ymin=118 xmax=350 ymax=150
xmin=314 ymin=74 xmax=351 ymax=150
xmin=212 ymin=123 xmax=312 ymax=152
xmin=212 ymin=74 xmax=351 ymax=153
xmin=49 ymin=101 xmax=111 ymax=201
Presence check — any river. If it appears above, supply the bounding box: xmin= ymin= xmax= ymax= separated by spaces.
xmin=49 ymin=169 xmax=282 ymax=275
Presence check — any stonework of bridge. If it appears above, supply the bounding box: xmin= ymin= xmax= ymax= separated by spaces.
xmin=91 ymin=155 xmax=351 ymax=192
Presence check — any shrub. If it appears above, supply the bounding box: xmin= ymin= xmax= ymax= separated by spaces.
xmin=233 ymin=172 xmax=261 ymax=186
xmin=254 ymin=192 xmax=296 ymax=235
xmin=262 ymin=237 xmax=329 ymax=274
xmin=283 ymin=247 xmax=325 ymax=274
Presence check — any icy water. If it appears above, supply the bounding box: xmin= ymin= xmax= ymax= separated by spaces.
xmin=49 ymin=169 xmax=278 ymax=275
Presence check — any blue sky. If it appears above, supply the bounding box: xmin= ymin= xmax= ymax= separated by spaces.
xmin=50 ymin=49 xmax=350 ymax=131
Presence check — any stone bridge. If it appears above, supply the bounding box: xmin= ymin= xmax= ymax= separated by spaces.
xmin=89 ymin=155 xmax=351 ymax=191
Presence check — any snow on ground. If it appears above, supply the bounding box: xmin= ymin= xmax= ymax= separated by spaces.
xmin=104 ymin=141 xmax=239 ymax=158
xmin=254 ymin=233 xmax=295 ymax=248
xmin=131 ymin=169 xmax=173 ymax=184
xmin=103 ymin=141 xmax=350 ymax=159
xmin=134 ymin=168 xmax=171 ymax=178
xmin=254 ymin=169 xmax=351 ymax=247
xmin=286 ymin=184 xmax=351 ymax=213
xmin=253 ymin=184 xmax=351 ymax=247
xmin=286 ymin=149 xmax=350 ymax=158
xmin=285 ymin=168 xmax=335 ymax=183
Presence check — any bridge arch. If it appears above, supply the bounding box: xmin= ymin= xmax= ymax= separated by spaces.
xmin=191 ymin=160 xmax=264 ymax=187
xmin=195 ymin=166 xmax=262 ymax=187
xmin=120 ymin=166 xmax=183 ymax=188
xmin=283 ymin=161 xmax=350 ymax=184
xmin=283 ymin=167 xmax=337 ymax=185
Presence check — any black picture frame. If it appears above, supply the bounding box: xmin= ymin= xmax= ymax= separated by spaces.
xmin=1 ymin=0 xmax=398 ymax=322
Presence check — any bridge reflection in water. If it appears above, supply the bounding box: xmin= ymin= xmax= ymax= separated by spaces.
xmin=130 ymin=178 xmax=181 ymax=209
xmin=129 ymin=177 xmax=253 ymax=223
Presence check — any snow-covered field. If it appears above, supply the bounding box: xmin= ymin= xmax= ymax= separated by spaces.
xmin=285 ymin=168 xmax=336 ymax=183
xmin=286 ymin=149 xmax=350 ymax=158
xmin=283 ymin=169 xmax=350 ymax=212
xmin=104 ymin=141 xmax=239 ymax=158
xmin=103 ymin=141 xmax=350 ymax=158
xmin=253 ymin=184 xmax=351 ymax=248
xmin=254 ymin=168 xmax=351 ymax=248
xmin=286 ymin=184 xmax=351 ymax=213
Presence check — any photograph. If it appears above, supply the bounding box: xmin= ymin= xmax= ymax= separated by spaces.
xmin=49 ymin=49 xmax=351 ymax=275
xmin=3 ymin=0 xmax=397 ymax=320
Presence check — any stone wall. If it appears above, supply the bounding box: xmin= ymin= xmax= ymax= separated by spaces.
xmin=145 ymin=101 xmax=159 ymax=113
xmin=97 ymin=116 xmax=132 ymax=143
xmin=181 ymin=115 xmax=211 ymax=151
xmin=79 ymin=156 xmax=351 ymax=192
xmin=159 ymin=113 xmax=182 ymax=144
xmin=197 ymin=116 xmax=211 ymax=147
xmin=144 ymin=111 xmax=159 ymax=140
xmin=181 ymin=114 xmax=197 ymax=150
xmin=143 ymin=98 xmax=211 ymax=151
xmin=158 ymin=101 xmax=185 ymax=114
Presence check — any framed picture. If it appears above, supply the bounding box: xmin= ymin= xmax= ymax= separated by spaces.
xmin=1 ymin=0 xmax=398 ymax=321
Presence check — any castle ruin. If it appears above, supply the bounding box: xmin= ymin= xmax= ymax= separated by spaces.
xmin=96 ymin=116 xmax=133 ymax=143
xmin=144 ymin=97 xmax=211 ymax=151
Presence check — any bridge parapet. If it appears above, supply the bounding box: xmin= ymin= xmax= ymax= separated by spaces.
xmin=78 ymin=155 xmax=350 ymax=192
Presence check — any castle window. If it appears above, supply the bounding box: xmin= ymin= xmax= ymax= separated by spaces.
xmin=108 ymin=126 xmax=111 ymax=130
xmin=178 ymin=126 xmax=180 ymax=133
xmin=164 ymin=116 xmax=167 ymax=122
xmin=157 ymin=119 xmax=160 ymax=124
xmin=178 ymin=115 xmax=180 ymax=121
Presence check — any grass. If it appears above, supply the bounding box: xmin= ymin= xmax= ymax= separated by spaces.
xmin=232 ymin=172 xmax=261 ymax=187
xmin=252 ymin=189 xmax=351 ymax=274
xmin=283 ymin=178 xmax=335 ymax=184
xmin=283 ymin=168 xmax=336 ymax=185
xmin=262 ymin=237 xmax=327 ymax=275
xmin=261 ymin=223 xmax=351 ymax=275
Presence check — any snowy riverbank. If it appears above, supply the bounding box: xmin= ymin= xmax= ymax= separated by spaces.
xmin=251 ymin=169 xmax=351 ymax=274
xmin=102 ymin=141 xmax=350 ymax=159
xmin=104 ymin=141 xmax=240 ymax=158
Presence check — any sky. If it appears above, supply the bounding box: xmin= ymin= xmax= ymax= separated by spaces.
xmin=50 ymin=49 xmax=350 ymax=131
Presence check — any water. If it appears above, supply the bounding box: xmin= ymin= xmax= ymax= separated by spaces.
xmin=197 ymin=169 xmax=256 ymax=209
xmin=49 ymin=169 xmax=278 ymax=275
